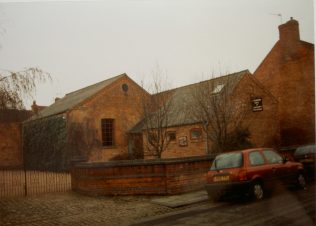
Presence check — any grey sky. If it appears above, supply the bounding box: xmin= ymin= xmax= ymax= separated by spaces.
xmin=0 ymin=0 xmax=314 ymax=108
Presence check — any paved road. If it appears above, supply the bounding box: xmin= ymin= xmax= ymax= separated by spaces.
xmin=133 ymin=184 xmax=316 ymax=226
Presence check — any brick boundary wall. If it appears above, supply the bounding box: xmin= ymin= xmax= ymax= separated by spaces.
xmin=71 ymin=155 xmax=214 ymax=195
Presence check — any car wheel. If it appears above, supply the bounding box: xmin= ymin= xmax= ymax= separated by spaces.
xmin=297 ymin=173 xmax=307 ymax=190
xmin=251 ymin=182 xmax=264 ymax=201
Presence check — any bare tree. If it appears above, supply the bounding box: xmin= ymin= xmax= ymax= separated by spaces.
xmin=140 ymin=67 xmax=175 ymax=159
xmin=189 ymin=72 xmax=252 ymax=153
xmin=0 ymin=67 xmax=51 ymax=110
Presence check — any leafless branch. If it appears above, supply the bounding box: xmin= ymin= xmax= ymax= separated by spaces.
xmin=0 ymin=67 xmax=51 ymax=110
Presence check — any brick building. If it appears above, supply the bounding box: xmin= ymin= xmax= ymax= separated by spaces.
xmin=22 ymin=18 xmax=314 ymax=167
xmin=133 ymin=70 xmax=279 ymax=159
xmin=23 ymin=74 xmax=150 ymax=170
xmin=254 ymin=17 xmax=315 ymax=147
xmin=0 ymin=109 xmax=32 ymax=168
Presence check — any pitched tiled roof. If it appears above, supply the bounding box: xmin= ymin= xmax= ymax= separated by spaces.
xmin=29 ymin=73 xmax=126 ymax=120
xmin=167 ymin=70 xmax=248 ymax=126
xmin=130 ymin=70 xmax=249 ymax=132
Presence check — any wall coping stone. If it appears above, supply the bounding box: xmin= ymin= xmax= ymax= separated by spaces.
xmin=73 ymin=155 xmax=215 ymax=169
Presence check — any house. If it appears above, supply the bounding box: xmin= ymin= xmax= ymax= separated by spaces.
xmin=131 ymin=70 xmax=280 ymax=159
xmin=23 ymin=74 xmax=150 ymax=171
xmin=254 ymin=17 xmax=315 ymax=147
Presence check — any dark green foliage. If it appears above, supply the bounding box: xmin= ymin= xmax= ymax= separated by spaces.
xmin=23 ymin=115 xmax=69 ymax=172
xmin=211 ymin=127 xmax=253 ymax=152
xmin=67 ymin=120 xmax=101 ymax=160
xmin=223 ymin=127 xmax=253 ymax=151
xmin=109 ymin=148 xmax=144 ymax=161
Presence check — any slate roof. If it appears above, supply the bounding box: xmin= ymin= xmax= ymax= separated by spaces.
xmin=129 ymin=70 xmax=249 ymax=133
xmin=29 ymin=73 xmax=126 ymax=120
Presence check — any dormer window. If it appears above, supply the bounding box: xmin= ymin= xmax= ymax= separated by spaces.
xmin=212 ymin=84 xmax=224 ymax=94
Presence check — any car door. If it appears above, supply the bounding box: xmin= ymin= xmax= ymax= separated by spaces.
xmin=262 ymin=149 xmax=286 ymax=185
xmin=247 ymin=151 xmax=273 ymax=189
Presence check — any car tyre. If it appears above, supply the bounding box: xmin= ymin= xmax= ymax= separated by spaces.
xmin=297 ymin=173 xmax=307 ymax=190
xmin=251 ymin=182 xmax=264 ymax=201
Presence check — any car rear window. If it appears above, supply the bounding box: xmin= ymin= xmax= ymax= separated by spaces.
xmin=211 ymin=152 xmax=243 ymax=170
xmin=294 ymin=145 xmax=316 ymax=156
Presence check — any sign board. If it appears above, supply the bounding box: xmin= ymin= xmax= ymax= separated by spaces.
xmin=252 ymin=98 xmax=263 ymax=112
xmin=178 ymin=136 xmax=188 ymax=147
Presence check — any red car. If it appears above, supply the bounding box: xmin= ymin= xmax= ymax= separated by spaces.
xmin=205 ymin=148 xmax=306 ymax=201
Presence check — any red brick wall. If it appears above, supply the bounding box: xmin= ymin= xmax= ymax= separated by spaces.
xmin=67 ymin=76 xmax=150 ymax=162
xmin=254 ymin=19 xmax=315 ymax=146
xmin=233 ymin=74 xmax=280 ymax=148
xmin=71 ymin=156 xmax=213 ymax=195
xmin=143 ymin=73 xmax=280 ymax=159
xmin=143 ymin=124 xmax=207 ymax=159
xmin=0 ymin=123 xmax=23 ymax=168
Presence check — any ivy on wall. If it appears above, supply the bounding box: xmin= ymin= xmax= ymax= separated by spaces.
xmin=23 ymin=115 xmax=69 ymax=172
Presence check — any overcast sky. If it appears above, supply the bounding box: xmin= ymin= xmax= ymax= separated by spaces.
xmin=0 ymin=0 xmax=314 ymax=108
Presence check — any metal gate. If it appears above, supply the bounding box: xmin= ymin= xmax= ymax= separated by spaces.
xmin=0 ymin=169 xmax=71 ymax=198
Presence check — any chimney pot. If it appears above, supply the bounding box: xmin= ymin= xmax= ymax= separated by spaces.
xmin=31 ymin=100 xmax=38 ymax=114
xmin=278 ymin=17 xmax=300 ymax=46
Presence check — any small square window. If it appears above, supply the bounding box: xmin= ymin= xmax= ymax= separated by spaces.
xmin=167 ymin=131 xmax=176 ymax=142
xmin=190 ymin=128 xmax=202 ymax=140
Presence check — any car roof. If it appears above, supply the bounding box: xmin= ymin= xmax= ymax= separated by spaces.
xmin=213 ymin=148 xmax=273 ymax=158
xmin=223 ymin=148 xmax=272 ymax=154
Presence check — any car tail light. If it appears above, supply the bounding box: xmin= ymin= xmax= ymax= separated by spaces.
xmin=206 ymin=171 xmax=213 ymax=183
xmin=307 ymin=153 xmax=314 ymax=159
xmin=238 ymin=169 xmax=248 ymax=181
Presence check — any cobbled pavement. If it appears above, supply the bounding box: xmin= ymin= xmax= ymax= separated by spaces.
xmin=0 ymin=192 xmax=173 ymax=226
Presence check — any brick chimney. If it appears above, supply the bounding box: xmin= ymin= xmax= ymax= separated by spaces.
xmin=278 ymin=17 xmax=300 ymax=54
xmin=31 ymin=100 xmax=39 ymax=115
xmin=31 ymin=101 xmax=46 ymax=115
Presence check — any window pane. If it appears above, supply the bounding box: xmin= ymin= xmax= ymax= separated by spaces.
xmin=191 ymin=129 xmax=202 ymax=140
xmin=211 ymin=153 xmax=243 ymax=170
xmin=249 ymin=151 xmax=265 ymax=166
xmin=101 ymin=119 xmax=114 ymax=146
xmin=167 ymin=132 xmax=176 ymax=142
xmin=263 ymin=150 xmax=283 ymax=164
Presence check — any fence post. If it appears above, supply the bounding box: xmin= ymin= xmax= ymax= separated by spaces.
xmin=23 ymin=168 xmax=27 ymax=196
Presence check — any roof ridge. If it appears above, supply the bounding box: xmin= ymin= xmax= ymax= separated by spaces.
xmin=155 ymin=69 xmax=250 ymax=95
xmin=65 ymin=73 xmax=126 ymax=96
xmin=27 ymin=73 xmax=127 ymax=121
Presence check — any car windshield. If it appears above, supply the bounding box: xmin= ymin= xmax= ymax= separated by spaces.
xmin=294 ymin=145 xmax=316 ymax=156
xmin=211 ymin=152 xmax=243 ymax=170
